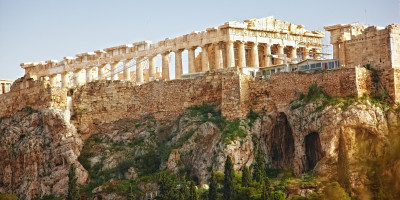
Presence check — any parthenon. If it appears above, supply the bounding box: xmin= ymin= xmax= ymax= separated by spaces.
xmin=19 ymin=16 xmax=325 ymax=88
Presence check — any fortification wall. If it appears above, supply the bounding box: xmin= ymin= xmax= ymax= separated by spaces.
xmin=0 ymin=77 xmax=67 ymax=118
xmin=72 ymin=71 xmax=226 ymax=136
xmin=247 ymin=67 xmax=371 ymax=112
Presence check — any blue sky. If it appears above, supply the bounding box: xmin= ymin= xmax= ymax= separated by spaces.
xmin=0 ymin=0 xmax=399 ymax=80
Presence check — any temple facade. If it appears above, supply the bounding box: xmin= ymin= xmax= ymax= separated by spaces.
xmin=0 ymin=80 xmax=13 ymax=94
xmin=19 ymin=16 xmax=325 ymax=88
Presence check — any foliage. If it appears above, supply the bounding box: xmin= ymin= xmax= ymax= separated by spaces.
xmin=337 ymin=132 xmax=351 ymax=194
xmin=189 ymin=103 xmax=226 ymax=130
xmin=208 ymin=172 xmax=218 ymax=200
xmin=222 ymin=120 xmax=247 ymax=144
xmin=242 ymin=165 xmax=252 ymax=187
xmin=135 ymin=148 xmax=161 ymax=175
xmin=246 ymin=109 xmax=259 ymax=127
xmin=178 ymin=179 xmax=190 ymax=200
xmin=223 ymin=155 xmax=235 ymax=200
xmin=0 ymin=193 xmax=18 ymax=200
xmin=158 ymin=171 xmax=178 ymax=200
xmin=261 ymin=177 xmax=272 ymax=200
xmin=67 ymin=163 xmax=80 ymax=200
xmin=253 ymin=145 xmax=266 ymax=182
xmin=189 ymin=181 xmax=198 ymax=200
xmin=320 ymin=182 xmax=351 ymax=200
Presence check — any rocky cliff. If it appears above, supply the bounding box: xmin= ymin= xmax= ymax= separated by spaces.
xmin=1 ymin=90 xmax=399 ymax=199
xmin=0 ymin=108 xmax=87 ymax=200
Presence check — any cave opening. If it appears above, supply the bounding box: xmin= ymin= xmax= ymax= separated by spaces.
xmin=305 ymin=132 xmax=324 ymax=171
xmin=268 ymin=112 xmax=295 ymax=169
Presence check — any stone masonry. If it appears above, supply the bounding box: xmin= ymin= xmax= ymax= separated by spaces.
xmin=325 ymin=23 xmax=400 ymax=103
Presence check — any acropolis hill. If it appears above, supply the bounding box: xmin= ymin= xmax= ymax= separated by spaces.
xmin=1 ymin=16 xmax=400 ymax=199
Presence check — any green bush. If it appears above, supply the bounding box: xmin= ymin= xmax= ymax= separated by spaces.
xmin=222 ymin=120 xmax=247 ymax=144
xmin=0 ymin=193 xmax=18 ymax=200
xmin=247 ymin=109 xmax=259 ymax=127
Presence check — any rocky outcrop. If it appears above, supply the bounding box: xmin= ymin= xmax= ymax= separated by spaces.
xmin=0 ymin=108 xmax=87 ymax=200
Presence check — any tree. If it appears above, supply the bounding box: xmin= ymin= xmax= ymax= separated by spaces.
xmin=253 ymin=145 xmax=266 ymax=182
xmin=189 ymin=181 xmax=198 ymax=200
xmin=178 ymin=178 xmax=189 ymax=200
xmin=241 ymin=165 xmax=251 ymax=187
xmin=67 ymin=163 xmax=80 ymax=200
xmin=261 ymin=177 xmax=272 ymax=200
xmin=321 ymin=182 xmax=351 ymax=200
xmin=208 ymin=171 xmax=218 ymax=200
xmin=128 ymin=182 xmax=135 ymax=200
xmin=337 ymin=131 xmax=351 ymax=194
xmin=158 ymin=171 xmax=178 ymax=200
xmin=223 ymin=155 xmax=235 ymax=200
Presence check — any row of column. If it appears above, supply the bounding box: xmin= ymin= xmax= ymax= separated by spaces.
xmin=0 ymin=83 xmax=11 ymax=94
xmin=46 ymin=41 xmax=319 ymax=88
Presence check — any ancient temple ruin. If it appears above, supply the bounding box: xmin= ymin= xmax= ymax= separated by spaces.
xmin=0 ymin=80 xmax=12 ymax=94
xmin=19 ymin=16 xmax=325 ymax=88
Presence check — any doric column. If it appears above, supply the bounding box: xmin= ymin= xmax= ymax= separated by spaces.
xmin=4 ymin=84 xmax=9 ymax=93
xmin=136 ymin=57 xmax=144 ymax=85
xmin=188 ymin=47 xmax=196 ymax=73
xmin=175 ymin=50 xmax=183 ymax=79
xmin=237 ymin=41 xmax=246 ymax=67
xmin=250 ymin=42 xmax=259 ymax=67
xmin=201 ymin=44 xmax=209 ymax=72
xmin=226 ymin=41 xmax=235 ymax=68
xmin=73 ymin=69 xmax=82 ymax=86
xmin=214 ymin=43 xmax=222 ymax=69
xmin=162 ymin=52 xmax=170 ymax=80
xmin=303 ymin=48 xmax=310 ymax=60
xmin=290 ymin=47 xmax=297 ymax=63
xmin=61 ymin=72 xmax=69 ymax=88
xmin=123 ymin=60 xmax=131 ymax=81
xmin=86 ymin=67 xmax=93 ymax=83
xmin=50 ymin=74 xmax=58 ymax=87
xmin=263 ymin=44 xmax=271 ymax=67
xmin=314 ymin=49 xmax=321 ymax=59
xmin=98 ymin=64 xmax=106 ymax=80
xmin=276 ymin=45 xmax=284 ymax=65
xmin=0 ymin=83 xmax=3 ymax=94
xmin=149 ymin=56 xmax=156 ymax=81
xmin=110 ymin=62 xmax=119 ymax=81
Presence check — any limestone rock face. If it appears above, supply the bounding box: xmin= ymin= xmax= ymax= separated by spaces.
xmin=0 ymin=108 xmax=87 ymax=199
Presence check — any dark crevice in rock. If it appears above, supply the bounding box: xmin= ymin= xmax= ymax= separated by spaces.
xmin=305 ymin=132 xmax=324 ymax=171
xmin=268 ymin=112 xmax=295 ymax=169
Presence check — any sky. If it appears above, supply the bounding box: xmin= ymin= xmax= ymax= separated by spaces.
xmin=0 ymin=0 xmax=399 ymax=80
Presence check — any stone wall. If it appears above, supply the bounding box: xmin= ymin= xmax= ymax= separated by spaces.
xmin=0 ymin=76 xmax=67 ymax=118
xmin=72 ymin=70 xmax=226 ymax=136
xmin=247 ymin=67 xmax=371 ymax=112
xmin=72 ymin=67 xmax=372 ymax=136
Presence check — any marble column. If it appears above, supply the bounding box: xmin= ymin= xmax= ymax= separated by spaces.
xmin=303 ymin=48 xmax=310 ymax=60
xmin=175 ymin=50 xmax=183 ymax=79
xmin=201 ymin=45 xmax=209 ymax=72
xmin=61 ymin=72 xmax=69 ymax=88
xmin=226 ymin=41 xmax=235 ymax=68
xmin=73 ymin=69 xmax=82 ymax=86
xmin=214 ymin=43 xmax=222 ymax=69
xmin=162 ymin=52 xmax=170 ymax=80
xmin=149 ymin=56 xmax=156 ymax=81
xmin=4 ymin=84 xmax=9 ymax=93
xmin=314 ymin=49 xmax=321 ymax=59
xmin=50 ymin=74 xmax=58 ymax=87
xmin=290 ymin=47 xmax=297 ymax=63
xmin=263 ymin=44 xmax=271 ymax=67
xmin=0 ymin=83 xmax=3 ymax=94
xmin=188 ymin=47 xmax=196 ymax=73
xmin=86 ymin=67 xmax=93 ymax=83
xmin=237 ymin=41 xmax=246 ymax=67
xmin=110 ymin=62 xmax=118 ymax=81
xmin=123 ymin=60 xmax=131 ymax=81
xmin=276 ymin=45 xmax=284 ymax=65
xmin=136 ymin=57 xmax=144 ymax=85
xmin=98 ymin=64 xmax=106 ymax=80
xmin=250 ymin=42 xmax=259 ymax=67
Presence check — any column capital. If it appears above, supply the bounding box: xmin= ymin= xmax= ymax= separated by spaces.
xmin=174 ymin=49 xmax=184 ymax=53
